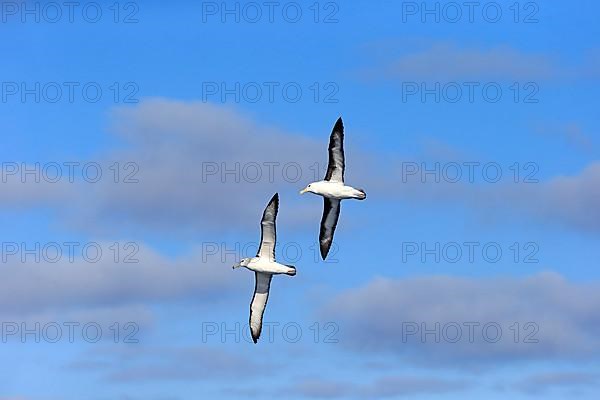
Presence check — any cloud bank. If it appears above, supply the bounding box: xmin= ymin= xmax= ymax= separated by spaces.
xmin=321 ymin=272 xmax=600 ymax=367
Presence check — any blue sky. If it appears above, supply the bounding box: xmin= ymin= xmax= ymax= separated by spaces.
xmin=1 ymin=1 xmax=600 ymax=399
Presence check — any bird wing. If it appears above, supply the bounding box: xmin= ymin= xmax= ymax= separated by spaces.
xmin=249 ymin=272 xmax=273 ymax=343
xmin=256 ymin=193 xmax=278 ymax=261
xmin=324 ymin=118 xmax=345 ymax=183
xmin=319 ymin=197 xmax=341 ymax=260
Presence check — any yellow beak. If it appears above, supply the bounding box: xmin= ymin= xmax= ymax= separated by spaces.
xmin=300 ymin=188 xmax=308 ymax=194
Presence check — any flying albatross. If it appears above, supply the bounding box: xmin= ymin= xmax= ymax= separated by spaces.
xmin=300 ymin=118 xmax=366 ymax=260
xmin=232 ymin=193 xmax=296 ymax=343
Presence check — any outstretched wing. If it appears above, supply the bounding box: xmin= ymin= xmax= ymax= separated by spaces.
xmin=256 ymin=193 xmax=278 ymax=261
xmin=249 ymin=272 xmax=273 ymax=343
xmin=324 ymin=117 xmax=345 ymax=183
xmin=319 ymin=198 xmax=341 ymax=260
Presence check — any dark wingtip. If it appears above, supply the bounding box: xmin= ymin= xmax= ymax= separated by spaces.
xmin=268 ymin=193 xmax=279 ymax=207
xmin=252 ymin=336 xmax=258 ymax=344
xmin=320 ymin=244 xmax=329 ymax=260
xmin=333 ymin=117 xmax=344 ymax=132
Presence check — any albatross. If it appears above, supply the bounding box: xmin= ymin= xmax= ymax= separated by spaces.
xmin=232 ymin=193 xmax=296 ymax=343
xmin=300 ymin=118 xmax=366 ymax=260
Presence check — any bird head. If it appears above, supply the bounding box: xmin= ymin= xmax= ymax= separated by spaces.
xmin=232 ymin=258 xmax=250 ymax=270
xmin=300 ymin=183 xmax=314 ymax=195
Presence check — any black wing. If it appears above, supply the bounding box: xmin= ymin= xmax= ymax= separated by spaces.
xmin=319 ymin=197 xmax=341 ymax=260
xmin=256 ymin=193 xmax=278 ymax=261
xmin=249 ymin=272 xmax=273 ymax=343
xmin=324 ymin=118 xmax=345 ymax=183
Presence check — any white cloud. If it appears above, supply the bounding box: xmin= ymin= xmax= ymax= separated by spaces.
xmin=0 ymin=242 xmax=237 ymax=315
xmin=513 ymin=371 xmax=600 ymax=395
xmin=278 ymin=376 xmax=469 ymax=398
xmin=321 ymin=272 xmax=600 ymax=367
xmin=383 ymin=43 xmax=557 ymax=81
xmin=397 ymin=160 xmax=600 ymax=233
xmin=361 ymin=41 xmax=600 ymax=83
xmin=1 ymin=99 xmax=338 ymax=235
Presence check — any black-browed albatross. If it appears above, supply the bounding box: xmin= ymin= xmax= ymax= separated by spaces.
xmin=232 ymin=193 xmax=296 ymax=343
xmin=300 ymin=118 xmax=366 ymax=260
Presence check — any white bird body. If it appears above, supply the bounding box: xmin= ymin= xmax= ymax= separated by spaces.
xmin=245 ymin=257 xmax=296 ymax=275
xmin=301 ymin=180 xmax=366 ymax=200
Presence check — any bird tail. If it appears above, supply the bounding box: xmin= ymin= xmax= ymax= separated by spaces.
xmin=285 ymin=266 xmax=296 ymax=276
